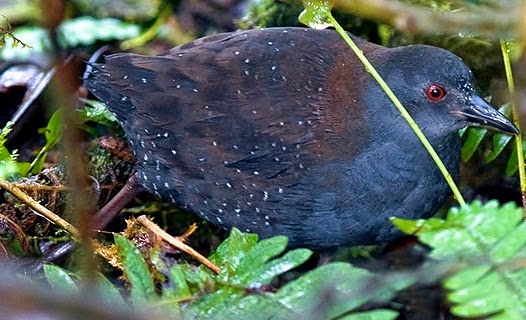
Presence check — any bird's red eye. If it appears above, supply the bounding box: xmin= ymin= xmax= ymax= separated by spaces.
xmin=425 ymin=84 xmax=446 ymax=102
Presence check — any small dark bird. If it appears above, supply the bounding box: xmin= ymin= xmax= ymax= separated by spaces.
xmin=84 ymin=27 xmax=518 ymax=248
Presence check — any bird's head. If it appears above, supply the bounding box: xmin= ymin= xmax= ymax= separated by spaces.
xmin=378 ymin=45 xmax=518 ymax=137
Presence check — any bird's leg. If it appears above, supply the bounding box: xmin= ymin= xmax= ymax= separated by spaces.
xmin=92 ymin=174 xmax=145 ymax=230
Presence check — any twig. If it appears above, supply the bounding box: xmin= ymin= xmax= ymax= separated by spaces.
xmin=0 ymin=180 xmax=80 ymax=239
xmin=136 ymin=215 xmax=221 ymax=274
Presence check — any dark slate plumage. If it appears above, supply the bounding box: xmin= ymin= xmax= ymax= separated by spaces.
xmin=84 ymin=27 xmax=517 ymax=248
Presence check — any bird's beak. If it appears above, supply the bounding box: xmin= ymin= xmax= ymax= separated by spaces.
xmin=451 ymin=94 xmax=519 ymax=135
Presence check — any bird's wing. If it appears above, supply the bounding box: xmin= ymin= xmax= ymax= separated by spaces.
xmin=85 ymin=28 xmax=371 ymax=183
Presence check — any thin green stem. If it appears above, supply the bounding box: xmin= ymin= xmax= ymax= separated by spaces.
xmin=500 ymin=40 xmax=526 ymax=211
xmin=328 ymin=13 xmax=466 ymax=206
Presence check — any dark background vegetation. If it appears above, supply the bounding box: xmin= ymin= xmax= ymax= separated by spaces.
xmin=0 ymin=0 xmax=525 ymax=319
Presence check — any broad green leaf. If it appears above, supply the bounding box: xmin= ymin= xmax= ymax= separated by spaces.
xmin=209 ymin=228 xmax=258 ymax=275
xmin=114 ymin=234 xmax=156 ymax=306
xmin=29 ymin=109 xmax=64 ymax=174
xmin=237 ymin=248 xmax=312 ymax=285
xmin=461 ymin=127 xmax=487 ymax=162
xmin=198 ymin=262 xmax=405 ymax=320
xmin=394 ymin=201 xmax=526 ymax=319
xmin=233 ymin=235 xmax=289 ymax=283
xmin=58 ymin=17 xmax=140 ymax=47
xmin=169 ymin=265 xmax=192 ymax=299
xmin=43 ymin=264 xmax=78 ymax=294
xmin=43 ymin=109 xmax=63 ymax=147
xmin=80 ymin=99 xmax=118 ymax=129
xmin=506 ymin=141 xmax=526 ymax=176
xmin=95 ymin=273 xmax=128 ymax=308
xmin=299 ymin=0 xmax=333 ymax=29
xmin=276 ymin=262 xmax=404 ymax=319
xmin=342 ymin=309 xmax=398 ymax=320
xmin=486 ymin=133 xmax=512 ymax=163
xmin=485 ymin=103 xmax=513 ymax=163
xmin=0 ymin=161 xmax=20 ymax=180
